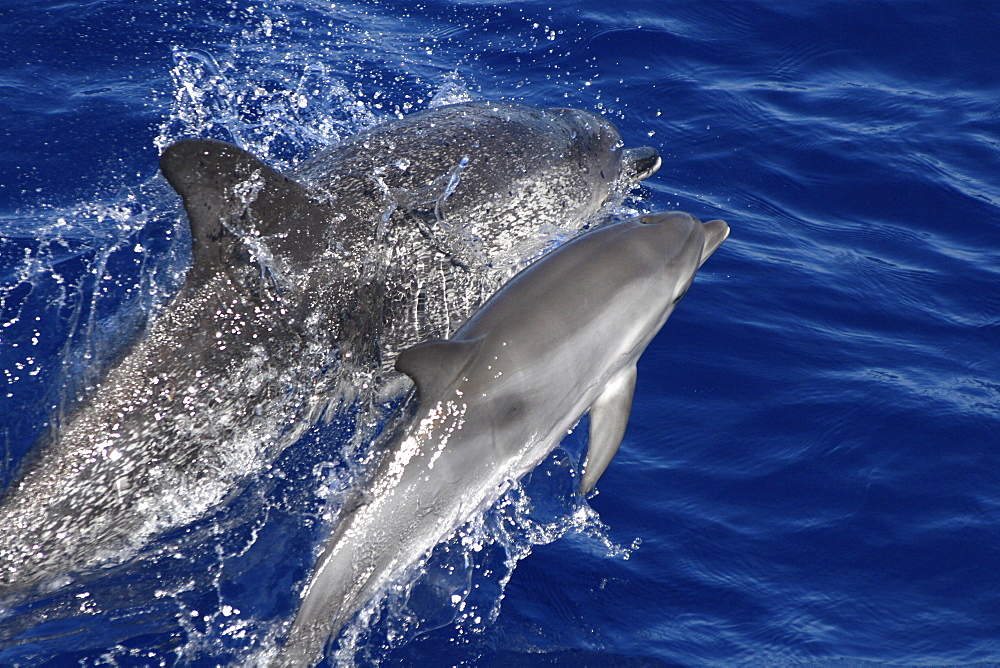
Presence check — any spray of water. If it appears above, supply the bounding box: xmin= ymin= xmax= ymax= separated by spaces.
xmin=0 ymin=2 xmax=651 ymax=663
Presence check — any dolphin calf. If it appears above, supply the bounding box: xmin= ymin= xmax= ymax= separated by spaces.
xmin=275 ymin=211 xmax=729 ymax=666
xmin=0 ymin=101 xmax=658 ymax=593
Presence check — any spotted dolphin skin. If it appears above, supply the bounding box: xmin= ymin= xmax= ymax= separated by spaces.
xmin=0 ymin=101 xmax=659 ymax=593
xmin=275 ymin=211 xmax=729 ymax=666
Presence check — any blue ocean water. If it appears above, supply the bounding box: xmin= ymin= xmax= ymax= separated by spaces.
xmin=2 ymin=0 xmax=999 ymax=665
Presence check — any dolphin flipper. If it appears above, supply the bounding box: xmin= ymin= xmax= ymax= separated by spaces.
xmin=579 ymin=363 xmax=638 ymax=494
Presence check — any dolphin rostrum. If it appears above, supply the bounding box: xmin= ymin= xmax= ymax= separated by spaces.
xmin=276 ymin=211 xmax=729 ymax=666
xmin=0 ymin=101 xmax=660 ymax=593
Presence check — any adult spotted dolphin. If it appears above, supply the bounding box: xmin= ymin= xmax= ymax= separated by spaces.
xmin=0 ymin=101 xmax=659 ymax=593
xmin=275 ymin=211 xmax=729 ymax=666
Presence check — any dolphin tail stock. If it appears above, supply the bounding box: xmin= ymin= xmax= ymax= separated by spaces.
xmin=269 ymin=392 xmax=422 ymax=667
xmin=159 ymin=138 xmax=333 ymax=284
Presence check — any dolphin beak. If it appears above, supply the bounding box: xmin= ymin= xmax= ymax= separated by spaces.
xmin=699 ymin=219 xmax=730 ymax=267
xmin=622 ymin=146 xmax=661 ymax=181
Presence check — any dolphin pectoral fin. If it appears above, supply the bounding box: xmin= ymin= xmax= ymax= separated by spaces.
xmin=622 ymin=146 xmax=661 ymax=181
xmin=160 ymin=138 xmax=329 ymax=277
xmin=699 ymin=219 xmax=730 ymax=267
xmin=579 ymin=363 xmax=638 ymax=494
xmin=394 ymin=337 xmax=485 ymax=403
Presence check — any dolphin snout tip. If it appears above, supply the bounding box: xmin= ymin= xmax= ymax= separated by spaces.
xmin=622 ymin=146 xmax=661 ymax=181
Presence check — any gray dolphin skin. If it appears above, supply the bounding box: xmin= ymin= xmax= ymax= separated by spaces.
xmin=0 ymin=101 xmax=659 ymax=593
xmin=275 ymin=211 xmax=729 ymax=666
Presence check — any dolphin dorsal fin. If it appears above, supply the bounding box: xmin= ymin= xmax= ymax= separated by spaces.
xmin=699 ymin=219 xmax=730 ymax=267
xmin=395 ymin=337 xmax=484 ymax=403
xmin=579 ymin=363 xmax=638 ymax=494
xmin=159 ymin=138 xmax=329 ymax=278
